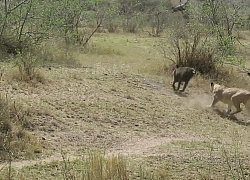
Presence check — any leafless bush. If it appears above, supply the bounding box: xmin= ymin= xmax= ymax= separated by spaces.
xmin=172 ymin=36 xmax=218 ymax=78
xmin=167 ymin=24 xmax=229 ymax=79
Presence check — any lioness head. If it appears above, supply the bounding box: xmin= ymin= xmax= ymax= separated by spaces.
xmin=210 ymin=82 xmax=224 ymax=93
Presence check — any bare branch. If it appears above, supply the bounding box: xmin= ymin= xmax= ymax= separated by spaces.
xmin=18 ymin=0 xmax=32 ymax=42
xmin=237 ymin=67 xmax=250 ymax=76
xmin=81 ymin=15 xmax=104 ymax=46
xmin=141 ymin=29 xmax=159 ymax=37
xmin=8 ymin=0 xmax=30 ymax=13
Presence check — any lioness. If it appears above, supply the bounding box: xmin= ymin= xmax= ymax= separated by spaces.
xmin=209 ymin=82 xmax=250 ymax=115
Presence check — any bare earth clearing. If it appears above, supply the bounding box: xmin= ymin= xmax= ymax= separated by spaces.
xmin=1 ymin=64 xmax=249 ymax=169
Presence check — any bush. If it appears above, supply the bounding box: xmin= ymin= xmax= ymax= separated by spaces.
xmin=122 ymin=15 xmax=142 ymax=33
xmin=167 ymin=24 xmax=234 ymax=80
xmin=37 ymin=39 xmax=81 ymax=68
xmin=174 ymin=41 xmax=218 ymax=78
xmin=10 ymin=53 xmax=46 ymax=84
xmin=0 ymin=36 xmax=23 ymax=55
xmin=0 ymin=94 xmax=41 ymax=162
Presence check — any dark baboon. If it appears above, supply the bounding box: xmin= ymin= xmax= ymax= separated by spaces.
xmin=172 ymin=65 xmax=196 ymax=92
xmin=171 ymin=0 xmax=190 ymax=13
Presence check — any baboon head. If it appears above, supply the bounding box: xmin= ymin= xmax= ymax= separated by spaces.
xmin=188 ymin=67 xmax=196 ymax=74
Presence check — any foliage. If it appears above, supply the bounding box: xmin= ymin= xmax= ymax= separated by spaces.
xmin=196 ymin=0 xmax=248 ymax=56
xmin=173 ymin=41 xmax=218 ymax=78
xmin=166 ymin=23 xmax=220 ymax=78
xmin=0 ymin=0 xmax=56 ymax=54
xmin=164 ymin=0 xmax=249 ymax=78
xmin=11 ymin=53 xmax=46 ymax=84
xmin=37 ymin=39 xmax=81 ymax=68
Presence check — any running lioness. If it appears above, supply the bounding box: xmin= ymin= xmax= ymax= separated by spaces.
xmin=209 ymin=82 xmax=250 ymax=115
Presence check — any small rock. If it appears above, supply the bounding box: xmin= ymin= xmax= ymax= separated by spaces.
xmin=97 ymin=134 xmax=104 ymax=138
xmin=34 ymin=149 xmax=42 ymax=153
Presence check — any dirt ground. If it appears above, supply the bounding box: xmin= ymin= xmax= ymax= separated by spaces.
xmin=0 ymin=62 xmax=249 ymax=177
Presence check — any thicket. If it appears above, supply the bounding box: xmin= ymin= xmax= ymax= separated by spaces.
xmin=163 ymin=0 xmax=249 ymax=79
xmin=0 ymin=0 xmax=249 ymax=80
xmin=0 ymin=0 xmax=173 ymax=79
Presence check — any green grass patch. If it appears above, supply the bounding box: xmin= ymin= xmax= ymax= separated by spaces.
xmin=0 ymin=151 xmax=170 ymax=180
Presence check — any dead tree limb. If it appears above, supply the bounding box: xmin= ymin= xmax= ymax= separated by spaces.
xmin=81 ymin=15 xmax=104 ymax=46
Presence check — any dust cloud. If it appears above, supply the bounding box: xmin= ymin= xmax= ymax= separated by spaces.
xmin=187 ymin=93 xmax=212 ymax=110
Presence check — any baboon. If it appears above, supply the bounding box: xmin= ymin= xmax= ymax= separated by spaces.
xmin=172 ymin=65 xmax=196 ymax=92
xmin=171 ymin=0 xmax=190 ymax=13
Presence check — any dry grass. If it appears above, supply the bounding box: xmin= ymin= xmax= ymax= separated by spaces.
xmin=37 ymin=39 xmax=81 ymax=68
xmin=0 ymin=92 xmax=42 ymax=163
xmin=0 ymin=31 xmax=250 ymax=179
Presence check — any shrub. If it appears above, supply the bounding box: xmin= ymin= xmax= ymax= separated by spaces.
xmin=106 ymin=19 xmax=120 ymax=33
xmin=0 ymin=94 xmax=41 ymax=162
xmin=37 ymin=39 xmax=81 ymax=68
xmin=173 ymin=39 xmax=218 ymax=78
xmin=167 ymin=23 xmax=236 ymax=80
xmin=0 ymin=36 xmax=23 ymax=55
xmin=122 ymin=15 xmax=142 ymax=33
xmin=10 ymin=53 xmax=46 ymax=84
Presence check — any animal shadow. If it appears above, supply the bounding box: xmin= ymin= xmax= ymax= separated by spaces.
xmin=174 ymin=90 xmax=188 ymax=97
xmin=213 ymin=109 xmax=250 ymax=126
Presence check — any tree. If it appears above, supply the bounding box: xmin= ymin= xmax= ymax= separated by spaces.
xmin=0 ymin=0 xmax=34 ymax=54
xmin=199 ymin=0 xmax=247 ymax=56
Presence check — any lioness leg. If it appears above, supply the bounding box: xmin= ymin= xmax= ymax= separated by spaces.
xmin=209 ymin=96 xmax=219 ymax=107
xmin=231 ymin=96 xmax=242 ymax=115
xmin=226 ymin=104 xmax=232 ymax=114
xmin=243 ymin=101 xmax=250 ymax=116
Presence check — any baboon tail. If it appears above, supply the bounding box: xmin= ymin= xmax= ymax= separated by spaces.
xmin=210 ymin=82 xmax=214 ymax=88
xmin=210 ymin=82 xmax=215 ymax=93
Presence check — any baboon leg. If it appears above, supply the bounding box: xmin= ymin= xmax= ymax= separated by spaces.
xmin=177 ymin=81 xmax=182 ymax=91
xmin=172 ymin=81 xmax=176 ymax=91
xmin=180 ymin=81 xmax=189 ymax=92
